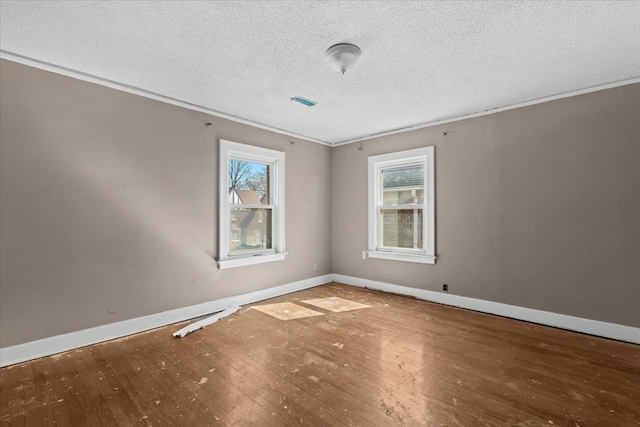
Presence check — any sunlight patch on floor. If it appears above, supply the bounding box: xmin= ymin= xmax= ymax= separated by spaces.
xmin=251 ymin=302 xmax=324 ymax=320
xmin=302 ymin=296 xmax=370 ymax=312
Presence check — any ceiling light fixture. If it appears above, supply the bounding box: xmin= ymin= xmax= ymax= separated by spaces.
xmin=325 ymin=43 xmax=361 ymax=74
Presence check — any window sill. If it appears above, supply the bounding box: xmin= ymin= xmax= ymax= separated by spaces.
xmin=366 ymin=251 xmax=436 ymax=264
xmin=218 ymin=252 xmax=286 ymax=270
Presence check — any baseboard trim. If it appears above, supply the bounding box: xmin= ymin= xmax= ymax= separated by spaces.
xmin=332 ymin=274 xmax=640 ymax=345
xmin=3 ymin=273 xmax=637 ymax=367
xmin=0 ymin=274 xmax=333 ymax=367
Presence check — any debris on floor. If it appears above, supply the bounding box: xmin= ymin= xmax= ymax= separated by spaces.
xmin=172 ymin=304 xmax=241 ymax=338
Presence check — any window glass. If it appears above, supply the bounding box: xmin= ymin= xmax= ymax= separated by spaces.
xmin=229 ymin=160 xmax=269 ymax=203
xmin=381 ymin=209 xmax=423 ymax=249
xmin=381 ymin=164 xmax=424 ymax=206
xmin=229 ymin=208 xmax=272 ymax=254
xmin=219 ymin=139 xmax=285 ymax=269
xmin=367 ymin=146 xmax=435 ymax=264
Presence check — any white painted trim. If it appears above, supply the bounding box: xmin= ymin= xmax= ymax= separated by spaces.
xmin=367 ymin=147 xmax=436 ymax=263
xmin=2 ymin=272 xmax=637 ymax=366
xmin=332 ymin=274 xmax=640 ymax=345
xmin=331 ymin=77 xmax=640 ymax=147
xmin=3 ymin=50 xmax=638 ymax=149
xmin=218 ymin=140 xmax=286 ymax=266
xmin=218 ymin=252 xmax=286 ymax=269
xmin=0 ymin=274 xmax=333 ymax=367
xmin=0 ymin=50 xmax=331 ymax=147
xmin=366 ymin=251 xmax=436 ymax=264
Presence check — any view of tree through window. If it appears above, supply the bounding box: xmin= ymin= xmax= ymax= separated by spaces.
xmin=219 ymin=140 xmax=285 ymax=268
xmin=228 ymin=160 xmax=268 ymax=199
xmin=228 ymin=160 xmax=271 ymax=254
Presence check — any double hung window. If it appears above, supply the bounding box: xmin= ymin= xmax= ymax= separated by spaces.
xmin=368 ymin=147 xmax=436 ymax=264
xmin=218 ymin=140 xmax=285 ymax=269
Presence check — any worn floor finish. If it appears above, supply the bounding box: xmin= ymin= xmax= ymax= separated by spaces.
xmin=250 ymin=302 xmax=323 ymax=321
xmin=1 ymin=283 xmax=639 ymax=426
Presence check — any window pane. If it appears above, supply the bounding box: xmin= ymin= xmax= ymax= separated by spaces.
xmin=381 ymin=209 xmax=423 ymax=249
xmin=229 ymin=160 xmax=270 ymax=204
xmin=230 ymin=208 xmax=272 ymax=254
xmin=381 ymin=164 xmax=424 ymax=206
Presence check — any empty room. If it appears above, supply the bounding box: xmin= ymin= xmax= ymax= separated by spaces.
xmin=1 ymin=2 xmax=639 ymax=426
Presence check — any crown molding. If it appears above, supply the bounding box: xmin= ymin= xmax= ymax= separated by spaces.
xmin=331 ymin=76 xmax=640 ymax=147
xmin=0 ymin=50 xmax=332 ymax=147
xmin=2 ymin=50 xmax=638 ymax=149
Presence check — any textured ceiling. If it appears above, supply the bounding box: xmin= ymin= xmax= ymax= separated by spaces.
xmin=1 ymin=1 xmax=639 ymax=145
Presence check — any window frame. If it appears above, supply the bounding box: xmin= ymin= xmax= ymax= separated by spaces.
xmin=218 ymin=140 xmax=286 ymax=269
xmin=367 ymin=146 xmax=436 ymax=264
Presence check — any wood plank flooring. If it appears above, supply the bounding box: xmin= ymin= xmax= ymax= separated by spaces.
xmin=1 ymin=283 xmax=639 ymax=426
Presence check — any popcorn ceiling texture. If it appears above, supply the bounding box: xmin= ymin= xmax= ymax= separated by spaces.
xmin=1 ymin=1 xmax=639 ymax=144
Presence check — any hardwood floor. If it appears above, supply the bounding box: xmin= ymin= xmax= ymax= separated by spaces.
xmin=1 ymin=283 xmax=639 ymax=426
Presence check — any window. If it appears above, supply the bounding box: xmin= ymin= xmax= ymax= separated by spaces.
xmin=367 ymin=147 xmax=435 ymax=264
xmin=218 ymin=140 xmax=285 ymax=269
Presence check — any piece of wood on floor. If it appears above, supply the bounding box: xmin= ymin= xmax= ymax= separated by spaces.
xmin=172 ymin=304 xmax=240 ymax=338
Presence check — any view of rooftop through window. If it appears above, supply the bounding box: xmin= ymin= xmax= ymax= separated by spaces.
xmin=229 ymin=159 xmax=269 ymax=202
xmin=381 ymin=163 xmax=425 ymax=249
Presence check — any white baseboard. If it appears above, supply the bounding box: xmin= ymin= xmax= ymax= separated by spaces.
xmin=0 ymin=274 xmax=333 ymax=367
xmin=3 ymin=272 xmax=637 ymax=367
xmin=332 ymin=274 xmax=640 ymax=345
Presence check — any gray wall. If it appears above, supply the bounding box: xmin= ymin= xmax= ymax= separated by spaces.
xmin=0 ymin=60 xmax=333 ymax=347
xmin=2 ymin=59 xmax=638 ymax=349
xmin=332 ymin=83 xmax=640 ymax=328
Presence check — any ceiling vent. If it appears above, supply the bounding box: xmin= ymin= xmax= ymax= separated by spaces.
xmin=326 ymin=43 xmax=361 ymax=74
xmin=291 ymin=96 xmax=317 ymax=107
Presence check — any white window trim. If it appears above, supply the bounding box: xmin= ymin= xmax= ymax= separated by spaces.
xmin=367 ymin=146 xmax=436 ymax=264
xmin=218 ymin=140 xmax=286 ymax=269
